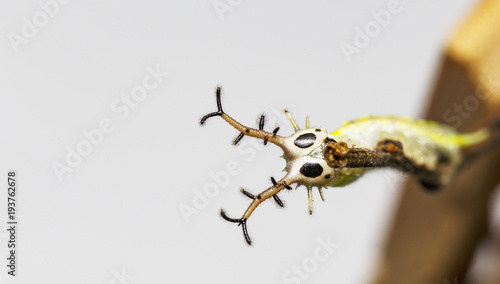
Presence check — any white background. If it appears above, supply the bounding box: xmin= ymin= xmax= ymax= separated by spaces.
xmin=0 ymin=0 xmax=486 ymax=283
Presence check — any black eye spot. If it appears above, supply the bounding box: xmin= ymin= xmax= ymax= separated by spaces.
xmin=315 ymin=128 xmax=321 ymax=132
xmin=325 ymin=174 xmax=331 ymax=179
xmin=300 ymin=163 xmax=323 ymax=178
xmin=294 ymin=133 xmax=316 ymax=148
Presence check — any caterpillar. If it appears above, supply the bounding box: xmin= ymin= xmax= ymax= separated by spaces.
xmin=200 ymin=86 xmax=494 ymax=245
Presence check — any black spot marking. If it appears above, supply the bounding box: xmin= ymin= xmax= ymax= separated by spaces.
xmin=245 ymin=129 xmax=250 ymax=133
xmin=257 ymin=195 xmax=262 ymax=199
xmin=315 ymin=128 xmax=321 ymax=132
xmin=294 ymin=133 xmax=316 ymax=148
xmin=300 ymin=163 xmax=323 ymax=178
xmin=325 ymin=174 xmax=331 ymax=179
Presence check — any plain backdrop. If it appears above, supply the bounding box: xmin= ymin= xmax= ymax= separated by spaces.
xmin=0 ymin=0 xmax=487 ymax=283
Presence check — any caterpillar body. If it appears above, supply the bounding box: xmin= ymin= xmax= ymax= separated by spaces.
xmin=327 ymin=115 xmax=488 ymax=188
xmin=200 ymin=86 xmax=492 ymax=245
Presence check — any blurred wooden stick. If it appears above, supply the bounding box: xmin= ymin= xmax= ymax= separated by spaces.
xmin=373 ymin=0 xmax=500 ymax=283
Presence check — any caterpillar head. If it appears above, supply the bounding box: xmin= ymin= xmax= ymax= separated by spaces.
xmin=277 ymin=114 xmax=335 ymax=189
xmin=199 ymin=86 xmax=337 ymax=245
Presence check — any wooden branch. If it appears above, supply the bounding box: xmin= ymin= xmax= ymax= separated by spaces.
xmin=373 ymin=0 xmax=500 ymax=283
xmin=324 ymin=140 xmax=443 ymax=189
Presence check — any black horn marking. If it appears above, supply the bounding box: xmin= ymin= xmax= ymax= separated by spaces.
xmin=233 ymin=132 xmax=244 ymax=145
xmin=220 ymin=209 xmax=251 ymax=245
xmin=240 ymin=188 xmax=255 ymax=199
xmin=283 ymin=182 xmax=292 ymax=190
xmin=259 ymin=115 xmax=268 ymax=145
xmin=259 ymin=114 xmax=266 ymax=130
xmin=200 ymin=86 xmax=224 ymax=125
xmin=273 ymin=127 xmax=280 ymax=136
xmin=269 ymin=177 xmax=285 ymax=207
xmin=273 ymin=195 xmax=284 ymax=207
